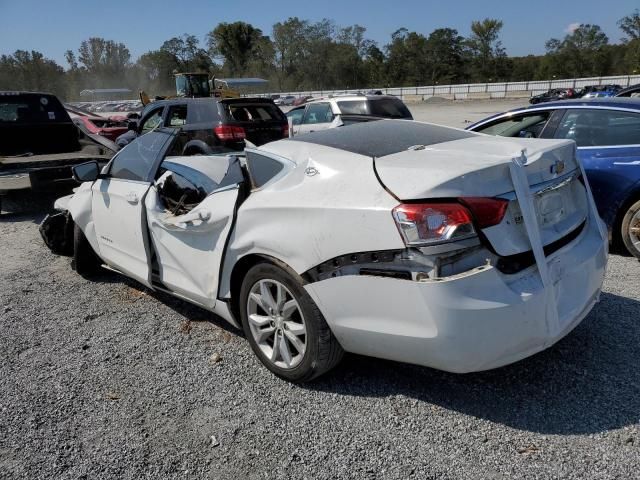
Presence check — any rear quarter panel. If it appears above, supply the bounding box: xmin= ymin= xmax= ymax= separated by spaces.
xmin=218 ymin=144 xmax=403 ymax=298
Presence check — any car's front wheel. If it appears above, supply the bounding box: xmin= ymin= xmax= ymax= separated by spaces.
xmin=239 ymin=262 xmax=343 ymax=382
xmin=621 ymin=199 xmax=640 ymax=260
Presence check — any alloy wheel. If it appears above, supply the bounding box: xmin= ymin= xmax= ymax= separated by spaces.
xmin=246 ymin=279 xmax=307 ymax=369
xmin=629 ymin=209 xmax=640 ymax=251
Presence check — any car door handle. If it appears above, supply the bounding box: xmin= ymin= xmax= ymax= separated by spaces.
xmin=126 ymin=192 xmax=139 ymax=204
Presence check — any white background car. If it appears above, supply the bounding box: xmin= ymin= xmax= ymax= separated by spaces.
xmin=286 ymin=95 xmax=413 ymax=136
xmin=48 ymin=120 xmax=607 ymax=382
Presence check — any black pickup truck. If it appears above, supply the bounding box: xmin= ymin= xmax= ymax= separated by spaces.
xmin=0 ymin=91 xmax=117 ymax=212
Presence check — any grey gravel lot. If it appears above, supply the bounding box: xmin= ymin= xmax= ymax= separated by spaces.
xmin=408 ymin=98 xmax=526 ymax=127
xmin=2 ymin=101 xmax=640 ymax=479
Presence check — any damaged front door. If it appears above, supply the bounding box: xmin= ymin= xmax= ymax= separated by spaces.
xmin=91 ymin=131 xmax=174 ymax=286
xmin=145 ymin=156 xmax=244 ymax=309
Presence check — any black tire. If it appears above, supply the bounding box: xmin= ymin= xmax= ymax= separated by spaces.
xmin=183 ymin=144 xmax=212 ymax=156
xmin=239 ymin=262 xmax=343 ymax=382
xmin=72 ymin=224 xmax=101 ymax=276
xmin=621 ymin=199 xmax=640 ymax=260
xmin=183 ymin=149 xmax=205 ymax=156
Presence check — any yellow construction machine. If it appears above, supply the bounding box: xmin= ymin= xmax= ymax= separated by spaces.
xmin=139 ymin=72 xmax=266 ymax=106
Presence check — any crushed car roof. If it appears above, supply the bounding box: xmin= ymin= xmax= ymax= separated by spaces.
xmin=288 ymin=120 xmax=477 ymax=158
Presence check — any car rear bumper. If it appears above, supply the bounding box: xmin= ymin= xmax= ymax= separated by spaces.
xmin=305 ymin=215 xmax=607 ymax=373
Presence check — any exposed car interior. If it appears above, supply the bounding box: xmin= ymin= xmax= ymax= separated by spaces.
xmin=475 ymin=114 xmax=550 ymax=138
xmin=155 ymin=155 xmax=245 ymax=216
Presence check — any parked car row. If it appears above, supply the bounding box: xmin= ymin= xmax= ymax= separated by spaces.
xmin=1 ymin=92 xmax=291 ymax=213
xmin=274 ymin=95 xmax=296 ymax=106
xmin=529 ymin=84 xmax=632 ymax=104
xmin=67 ymin=100 xmax=144 ymax=113
xmin=616 ymin=83 xmax=640 ymax=98
xmin=273 ymin=90 xmax=387 ymax=107
xmin=529 ymin=88 xmax=578 ymax=104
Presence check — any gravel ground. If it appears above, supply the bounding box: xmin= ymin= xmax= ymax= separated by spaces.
xmin=1 ymin=100 xmax=640 ymax=479
xmin=407 ymin=98 xmax=526 ymax=127
xmin=1 ymin=199 xmax=640 ymax=480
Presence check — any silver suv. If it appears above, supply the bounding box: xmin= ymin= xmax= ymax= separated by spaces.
xmin=286 ymin=95 xmax=412 ymax=136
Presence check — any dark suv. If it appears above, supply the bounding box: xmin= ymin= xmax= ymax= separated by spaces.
xmin=117 ymin=97 xmax=288 ymax=154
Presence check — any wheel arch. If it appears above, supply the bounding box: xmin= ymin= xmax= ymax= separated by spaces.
xmin=67 ymin=183 xmax=102 ymax=257
xmin=226 ymin=253 xmax=305 ymax=323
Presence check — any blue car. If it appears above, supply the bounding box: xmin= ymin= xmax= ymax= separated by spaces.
xmin=467 ymin=98 xmax=640 ymax=259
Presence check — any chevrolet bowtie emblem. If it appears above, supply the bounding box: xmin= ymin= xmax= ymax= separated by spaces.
xmin=550 ymin=160 xmax=565 ymax=175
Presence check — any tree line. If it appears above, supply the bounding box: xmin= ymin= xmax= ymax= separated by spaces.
xmin=1 ymin=10 xmax=639 ymax=101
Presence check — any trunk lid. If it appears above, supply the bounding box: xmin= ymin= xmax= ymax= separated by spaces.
xmin=374 ymin=136 xmax=588 ymax=256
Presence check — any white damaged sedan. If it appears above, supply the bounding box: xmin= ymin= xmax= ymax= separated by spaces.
xmin=42 ymin=121 xmax=608 ymax=382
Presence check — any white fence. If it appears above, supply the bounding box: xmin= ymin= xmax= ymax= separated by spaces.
xmin=264 ymin=74 xmax=640 ymax=101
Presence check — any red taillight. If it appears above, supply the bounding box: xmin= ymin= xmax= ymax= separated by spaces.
xmin=392 ymin=203 xmax=476 ymax=246
xmin=458 ymin=197 xmax=509 ymax=228
xmin=282 ymin=123 xmax=289 ymax=137
xmin=214 ymin=125 xmax=246 ymax=141
xmin=392 ymin=197 xmax=508 ymax=246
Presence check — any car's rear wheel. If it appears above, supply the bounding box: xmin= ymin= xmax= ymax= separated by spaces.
xmin=73 ymin=224 xmax=101 ymax=276
xmin=621 ymin=199 xmax=640 ymax=260
xmin=239 ymin=262 xmax=343 ymax=382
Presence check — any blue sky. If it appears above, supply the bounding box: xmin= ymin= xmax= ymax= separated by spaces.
xmin=0 ymin=0 xmax=637 ymax=67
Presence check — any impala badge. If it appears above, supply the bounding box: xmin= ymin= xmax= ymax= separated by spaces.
xmin=550 ymin=160 xmax=565 ymax=175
